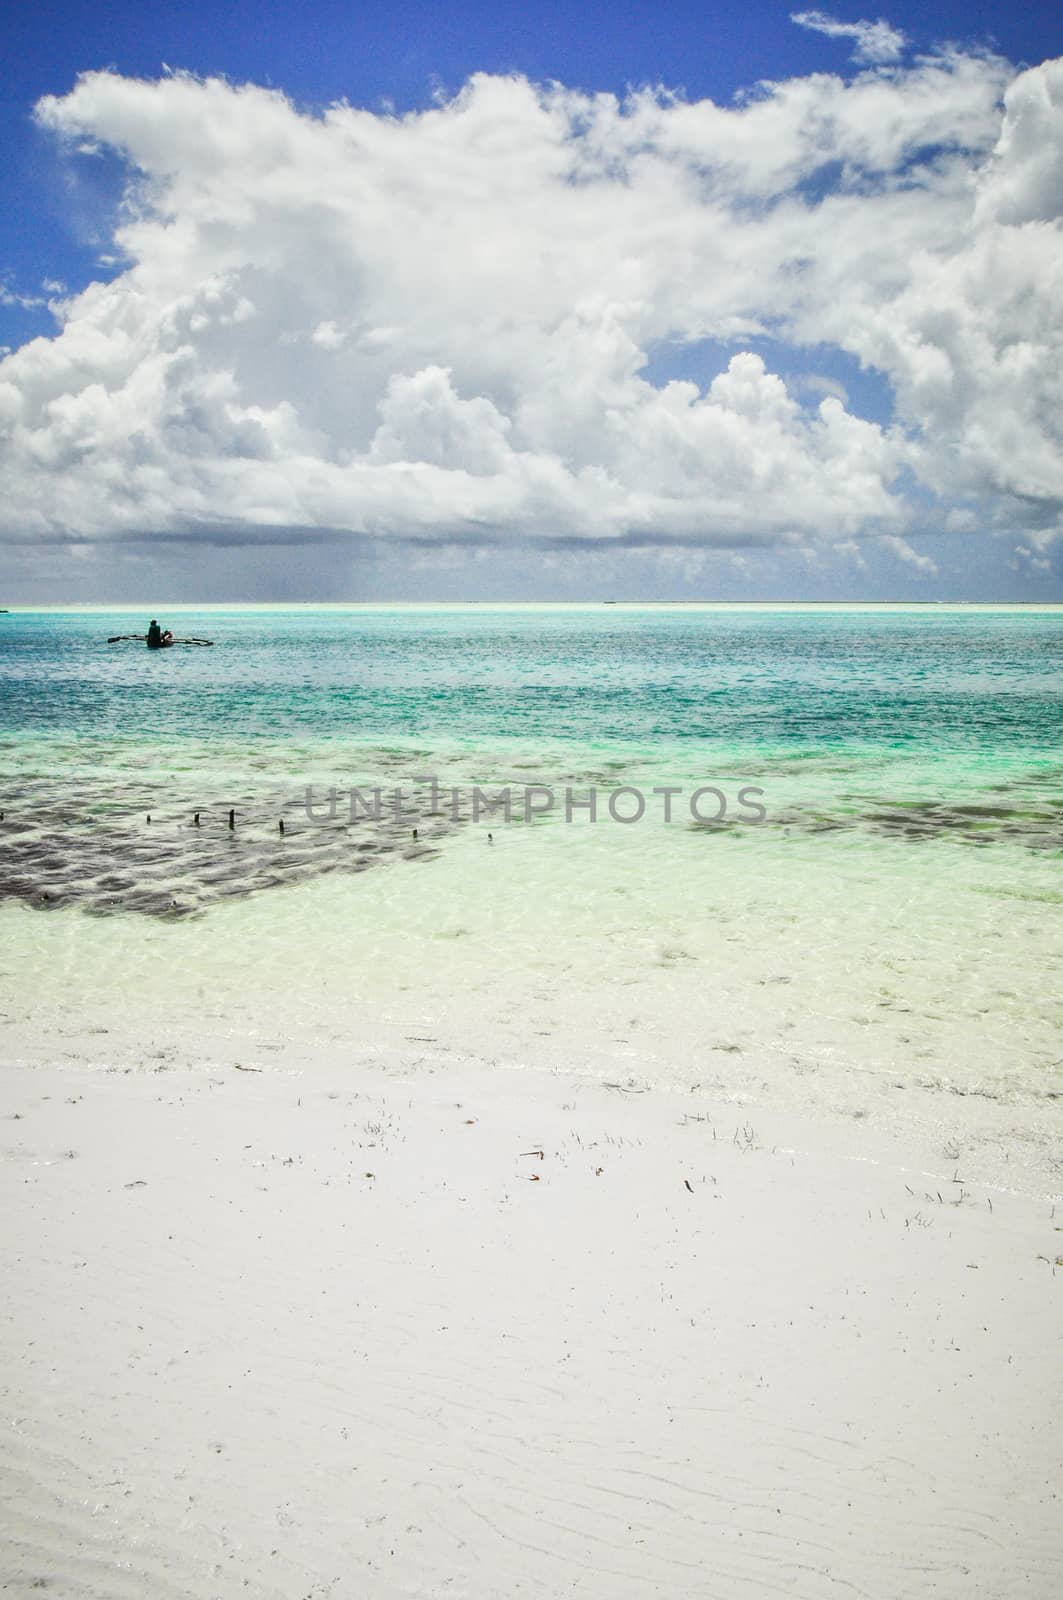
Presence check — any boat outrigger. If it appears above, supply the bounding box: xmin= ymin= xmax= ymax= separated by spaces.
xmin=107 ymin=619 xmax=214 ymax=647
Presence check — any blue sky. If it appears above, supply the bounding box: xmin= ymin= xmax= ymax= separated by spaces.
xmin=4 ymin=0 xmax=1061 ymax=350
xmin=2 ymin=2 xmax=1062 ymax=599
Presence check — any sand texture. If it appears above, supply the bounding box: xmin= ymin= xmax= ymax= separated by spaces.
xmin=2 ymin=1056 xmax=1060 ymax=1599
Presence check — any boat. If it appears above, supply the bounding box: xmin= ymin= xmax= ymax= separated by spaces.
xmin=106 ymin=629 xmax=213 ymax=648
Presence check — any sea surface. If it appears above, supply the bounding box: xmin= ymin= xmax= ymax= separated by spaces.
xmin=2 ymin=604 xmax=1061 ymax=1178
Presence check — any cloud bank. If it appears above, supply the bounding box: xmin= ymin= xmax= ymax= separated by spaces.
xmin=2 ymin=37 xmax=1062 ymax=570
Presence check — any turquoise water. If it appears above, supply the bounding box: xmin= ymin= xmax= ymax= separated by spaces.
xmin=4 ymin=604 xmax=1062 ymax=753
xmin=1 ymin=605 xmax=1061 ymax=908
xmin=2 ymin=605 xmax=1061 ymax=1173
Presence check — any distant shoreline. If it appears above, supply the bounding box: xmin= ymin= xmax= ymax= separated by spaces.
xmin=4 ymin=599 xmax=1063 ymax=613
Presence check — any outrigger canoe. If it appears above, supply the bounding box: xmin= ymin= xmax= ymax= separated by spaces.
xmin=107 ymin=633 xmax=214 ymax=647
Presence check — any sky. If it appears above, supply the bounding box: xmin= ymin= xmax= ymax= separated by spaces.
xmin=1 ymin=1 xmax=1062 ymax=602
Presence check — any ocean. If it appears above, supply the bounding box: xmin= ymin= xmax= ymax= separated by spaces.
xmin=2 ymin=603 xmax=1061 ymax=1174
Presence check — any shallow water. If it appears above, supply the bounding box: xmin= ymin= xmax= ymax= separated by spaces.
xmin=2 ymin=604 xmax=1061 ymax=1168
xmin=3 ymin=603 xmax=1061 ymax=909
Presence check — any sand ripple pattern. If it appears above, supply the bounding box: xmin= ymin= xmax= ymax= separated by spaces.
xmin=2 ymin=1064 xmax=1060 ymax=1599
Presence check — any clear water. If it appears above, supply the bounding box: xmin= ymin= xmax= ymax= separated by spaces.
xmin=2 ymin=604 xmax=1061 ymax=1180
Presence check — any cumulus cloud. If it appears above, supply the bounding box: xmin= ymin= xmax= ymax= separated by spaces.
xmin=0 ymin=40 xmax=1061 ymax=569
xmin=791 ymin=11 xmax=906 ymax=65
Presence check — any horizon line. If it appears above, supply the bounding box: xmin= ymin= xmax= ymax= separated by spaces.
xmin=3 ymin=597 xmax=1063 ymax=606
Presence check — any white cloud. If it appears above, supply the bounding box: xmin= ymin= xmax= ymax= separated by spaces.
xmin=1 ymin=285 xmax=47 ymax=310
xmin=878 ymin=534 xmax=938 ymax=574
xmin=310 ymin=320 xmax=347 ymax=350
xmin=1014 ymin=542 xmax=1053 ymax=574
xmin=804 ymin=61 xmax=1063 ymax=516
xmin=791 ymin=11 xmax=906 ymax=66
xmin=801 ymin=375 xmax=849 ymax=405
xmin=1 ymin=45 xmax=1060 ymax=570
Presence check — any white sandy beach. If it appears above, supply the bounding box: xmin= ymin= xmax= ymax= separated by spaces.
xmin=4 ymin=0 xmax=1063 ymax=1588
xmin=2 ymin=1043 xmax=1060 ymax=1599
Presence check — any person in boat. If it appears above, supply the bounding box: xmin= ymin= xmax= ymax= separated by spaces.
xmin=146 ymin=619 xmax=173 ymax=648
